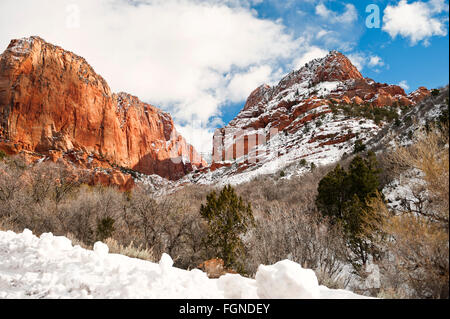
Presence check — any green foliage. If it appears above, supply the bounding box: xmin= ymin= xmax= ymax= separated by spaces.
xmin=404 ymin=115 xmax=412 ymax=125
xmin=96 ymin=216 xmax=116 ymax=242
xmin=200 ymin=185 xmax=254 ymax=273
xmin=431 ymin=89 xmax=440 ymax=97
xmin=299 ymin=159 xmax=308 ymax=167
xmin=316 ymin=153 xmax=382 ymax=267
xmin=302 ymin=122 xmax=311 ymax=134
xmin=346 ymin=153 xmax=380 ymax=202
xmin=353 ymin=139 xmax=366 ymax=154
xmin=331 ymin=103 xmax=399 ymax=124
xmin=315 ymin=164 xmax=348 ymax=220
xmin=280 ymin=171 xmax=286 ymax=177
xmin=0 ymin=150 xmax=6 ymax=161
xmin=310 ymin=162 xmax=317 ymax=171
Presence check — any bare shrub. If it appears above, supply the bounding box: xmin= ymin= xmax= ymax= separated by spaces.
xmin=29 ymin=162 xmax=88 ymax=206
xmin=245 ymin=202 xmax=349 ymax=287
xmin=0 ymin=156 xmax=28 ymax=220
xmin=104 ymin=238 xmax=155 ymax=262
xmin=65 ymin=232 xmax=92 ymax=250
xmin=391 ymin=127 xmax=449 ymax=225
xmin=365 ymin=126 xmax=449 ymax=299
xmin=122 ymin=186 xmax=208 ymax=268
xmin=365 ymin=194 xmax=449 ymax=299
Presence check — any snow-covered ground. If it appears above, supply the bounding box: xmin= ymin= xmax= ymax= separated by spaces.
xmin=0 ymin=229 xmax=369 ymax=299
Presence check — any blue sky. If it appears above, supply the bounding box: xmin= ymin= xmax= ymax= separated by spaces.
xmin=0 ymin=0 xmax=448 ymax=153
xmin=220 ymin=0 xmax=449 ymax=125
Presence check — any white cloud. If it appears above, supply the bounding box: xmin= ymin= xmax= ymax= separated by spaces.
xmin=398 ymin=80 xmax=410 ymax=91
xmin=348 ymin=52 xmax=385 ymax=71
xmin=315 ymin=3 xmax=357 ymax=24
xmin=316 ymin=29 xmax=331 ymax=39
xmin=177 ymin=123 xmax=215 ymax=156
xmin=382 ymin=0 xmax=448 ymax=45
xmin=226 ymin=65 xmax=274 ymax=103
xmin=315 ymin=3 xmax=332 ymax=18
xmin=293 ymin=46 xmax=328 ymax=69
xmin=367 ymin=56 xmax=384 ymax=68
xmin=429 ymin=0 xmax=450 ymax=13
xmin=347 ymin=53 xmax=366 ymax=71
xmin=0 ymin=0 xmax=304 ymax=154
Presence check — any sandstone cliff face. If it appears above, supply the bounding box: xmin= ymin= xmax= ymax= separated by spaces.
xmin=189 ymin=51 xmax=430 ymax=185
xmin=0 ymin=37 xmax=206 ymax=185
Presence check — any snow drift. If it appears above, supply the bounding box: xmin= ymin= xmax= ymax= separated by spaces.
xmin=0 ymin=229 xmax=368 ymax=299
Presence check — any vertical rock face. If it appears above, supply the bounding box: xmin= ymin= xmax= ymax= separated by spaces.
xmin=0 ymin=36 xmax=206 ymax=182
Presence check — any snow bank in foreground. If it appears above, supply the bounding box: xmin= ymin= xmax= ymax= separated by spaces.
xmin=0 ymin=229 xmax=368 ymax=299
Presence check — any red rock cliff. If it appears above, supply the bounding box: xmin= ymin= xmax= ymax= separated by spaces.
xmin=0 ymin=36 xmax=206 ymax=182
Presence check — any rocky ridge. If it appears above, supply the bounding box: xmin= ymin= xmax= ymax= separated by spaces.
xmin=0 ymin=37 xmax=206 ymax=189
xmin=183 ymin=51 xmax=430 ymax=186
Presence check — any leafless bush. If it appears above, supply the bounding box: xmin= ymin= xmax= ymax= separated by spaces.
xmin=245 ymin=202 xmax=349 ymax=287
xmin=0 ymin=152 xmax=354 ymax=283
xmin=365 ymin=126 xmax=449 ymax=299
xmin=120 ymin=185 xmax=209 ymax=268
xmin=104 ymin=238 xmax=156 ymax=262
xmin=29 ymin=162 xmax=88 ymax=206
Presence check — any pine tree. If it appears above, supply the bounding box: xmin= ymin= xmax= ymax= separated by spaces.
xmin=200 ymin=185 xmax=254 ymax=272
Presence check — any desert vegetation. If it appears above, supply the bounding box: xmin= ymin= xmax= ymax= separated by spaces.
xmin=0 ymin=119 xmax=448 ymax=298
xmin=363 ymin=126 xmax=449 ymax=298
xmin=0 ymin=153 xmax=352 ymax=287
xmin=330 ymin=102 xmax=401 ymax=125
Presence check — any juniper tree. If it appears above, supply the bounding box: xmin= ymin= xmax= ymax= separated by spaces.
xmin=96 ymin=216 xmax=115 ymax=242
xmin=316 ymin=152 xmax=382 ymax=268
xmin=200 ymin=185 xmax=254 ymax=273
xmin=353 ymin=139 xmax=366 ymax=154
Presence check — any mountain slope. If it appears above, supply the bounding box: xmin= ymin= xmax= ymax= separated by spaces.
xmin=0 ymin=36 xmax=206 ymax=186
xmin=184 ymin=51 xmax=430 ymax=186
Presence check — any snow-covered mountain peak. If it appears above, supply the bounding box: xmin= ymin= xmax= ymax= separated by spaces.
xmin=177 ymin=52 xmax=432 ymax=187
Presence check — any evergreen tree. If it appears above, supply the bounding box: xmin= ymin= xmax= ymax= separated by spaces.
xmin=353 ymin=139 xmax=366 ymax=154
xmin=200 ymin=185 xmax=254 ymax=273
xmin=316 ymin=164 xmax=348 ymax=220
xmin=96 ymin=216 xmax=115 ymax=242
xmin=346 ymin=152 xmax=380 ymax=202
xmin=315 ymin=153 xmax=381 ymax=267
xmin=342 ymin=195 xmax=374 ymax=267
